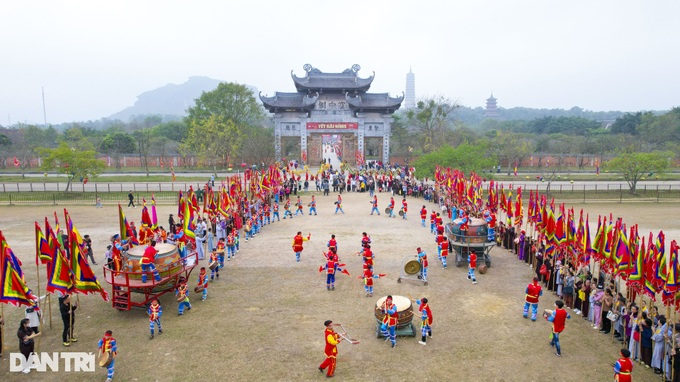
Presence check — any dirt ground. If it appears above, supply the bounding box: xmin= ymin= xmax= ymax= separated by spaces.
xmin=0 ymin=195 xmax=679 ymax=381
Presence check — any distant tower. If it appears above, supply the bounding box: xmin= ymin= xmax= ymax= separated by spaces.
xmin=485 ymin=93 xmax=499 ymax=119
xmin=404 ymin=67 xmax=416 ymax=109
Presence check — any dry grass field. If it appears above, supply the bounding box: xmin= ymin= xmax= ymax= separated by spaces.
xmin=0 ymin=194 xmax=678 ymax=381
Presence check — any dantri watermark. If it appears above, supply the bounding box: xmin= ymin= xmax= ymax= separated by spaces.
xmin=10 ymin=352 xmax=96 ymax=372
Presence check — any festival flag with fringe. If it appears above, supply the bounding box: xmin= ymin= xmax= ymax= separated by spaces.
xmin=36 ymin=222 xmax=53 ymax=265
xmin=118 ymin=204 xmax=139 ymax=246
xmin=628 ymin=225 xmax=643 ymax=287
xmin=183 ymin=197 xmax=196 ymax=241
xmin=666 ymin=240 xmax=679 ymax=293
xmin=642 ymin=235 xmax=657 ymax=299
xmin=151 ymin=195 xmax=158 ymax=230
xmin=613 ymin=222 xmax=631 ymax=278
xmin=141 ymin=198 xmax=152 ymax=227
xmin=514 ymin=187 xmax=523 ymax=227
xmin=44 ymin=218 xmax=74 ymax=294
xmin=0 ymin=231 xmax=38 ymax=307
xmin=65 ymin=212 xmax=109 ymax=301
xmin=654 ymin=231 xmax=667 ymax=288
xmin=177 ymin=190 xmax=185 ymax=220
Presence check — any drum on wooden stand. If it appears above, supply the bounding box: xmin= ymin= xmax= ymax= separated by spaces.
xmin=98 ymin=351 xmax=112 ymax=368
xmin=374 ymin=295 xmax=414 ymax=329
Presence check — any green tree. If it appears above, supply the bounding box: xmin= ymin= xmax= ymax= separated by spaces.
xmin=406 ymin=96 xmax=458 ymax=153
xmin=605 ymin=150 xmax=673 ymax=194
xmin=181 ymin=115 xmax=243 ymax=170
xmin=609 ymin=112 xmax=645 ymax=135
xmin=39 ymin=142 xmax=105 ymax=191
xmin=412 ymin=143 xmax=495 ymax=179
xmin=183 ymin=83 xmax=264 ymax=169
xmin=100 ymin=132 xmax=136 ymax=169
xmin=238 ymin=126 xmax=275 ymax=167
xmin=153 ymin=121 xmax=188 ymax=143
xmin=0 ymin=133 xmax=9 ymax=146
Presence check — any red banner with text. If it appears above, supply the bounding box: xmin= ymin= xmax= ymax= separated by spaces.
xmin=306 ymin=122 xmax=358 ymax=130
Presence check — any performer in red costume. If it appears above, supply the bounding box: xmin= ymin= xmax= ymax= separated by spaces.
xmin=439 ymin=237 xmax=449 ymax=268
xmin=98 ymin=330 xmax=117 ymax=382
xmin=148 ymin=299 xmax=163 ymax=339
xmin=613 ymin=348 xmax=633 ymax=382
xmin=429 ymin=211 xmax=437 ymax=234
xmin=358 ymin=265 xmax=385 ymax=297
xmin=140 ymin=240 xmax=161 ymax=283
xmin=292 ymin=231 xmax=311 ymax=262
xmin=401 ymin=198 xmax=408 ymax=219
xmin=420 ymin=206 xmax=427 ymax=227
xmin=416 ymin=298 xmax=433 ymax=345
xmin=545 ymin=300 xmax=571 ymax=356
xmin=523 ymin=277 xmax=543 ymax=321
xmin=319 ymin=255 xmax=349 ymax=290
xmin=380 ymin=295 xmax=399 ymax=348
xmin=327 ymin=234 xmax=338 ymax=252
xmin=387 ymin=196 xmax=396 ymax=218
xmin=197 ymin=267 xmax=208 ymax=301
xmin=318 ymin=320 xmax=343 ymax=378
xmin=370 ymin=195 xmax=380 ymax=215
xmin=468 ymin=250 xmax=477 ymax=284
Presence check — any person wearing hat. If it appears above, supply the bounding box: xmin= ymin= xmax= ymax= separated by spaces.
xmin=147 ymin=299 xmax=163 ymax=339
xmin=613 ymin=348 xmax=633 ymax=382
xmin=416 ymin=298 xmax=433 ymax=345
xmin=97 ymin=330 xmax=117 ymax=382
xmin=175 ymin=279 xmax=191 ymax=316
xmin=380 ymin=295 xmax=399 ymax=348
xmin=416 ymin=247 xmax=428 ymax=282
xmin=318 ymin=320 xmax=342 ymax=377
xmin=168 ymin=214 xmax=175 ymax=234
xmin=523 ymin=277 xmax=543 ymax=321
xmin=58 ymin=294 xmax=77 ymax=346
xmin=468 ymin=250 xmax=478 ymax=285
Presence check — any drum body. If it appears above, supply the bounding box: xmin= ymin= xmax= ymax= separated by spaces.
xmin=479 ymin=264 xmax=488 ymax=274
xmin=209 ymin=261 xmax=219 ymax=271
xmin=98 ymin=352 xmax=112 ymax=368
xmin=398 ymin=210 xmax=405 ymax=217
xmin=194 ymin=286 xmax=204 ymax=293
xmin=448 ymin=218 xmax=488 ymax=244
xmin=123 ymin=243 xmax=181 ymax=280
xmin=374 ymin=295 xmax=414 ymax=328
xmin=384 ymin=207 xmax=390 ymax=214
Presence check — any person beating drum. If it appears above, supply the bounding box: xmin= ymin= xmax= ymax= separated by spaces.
xmin=97 ymin=330 xmax=117 ymax=382
xmin=380 ymin=295 xmax=399 ymax=348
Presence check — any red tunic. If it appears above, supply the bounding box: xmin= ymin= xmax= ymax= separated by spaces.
xmin=440 ymin=243 xmax=448 ymax=258
xmin=324 ymin=328 xmax=340 ymax=357
xmin=552 ymin=309 xmax=567 ymax=333
xmin=328 ymin=239 xmax=337 ymax=250
xmin=525 ymin=282 xmax=542 ymax=304
xmin=292 ymin=235 xmax=305 ymax=252
xmin=469 ymin=252 xmax=477 ymax=268
xmin=402 ymin=200 xmax=407 ymax=212
xmin=362 ymin=269 xmax=375 ymax=286
xmin=382 ymin=302 xmax=398 ymax=326
xmin=430 ymin=212 xmax=436 ymax=223
xmin=419 ymin=303 xmax=433 ymax=325
xmin=141 ymin=245 xmax=157 ymax=265
xmin=420 ymin=208 xmax=427 ymax=219
xmin=614 ymin=357 xmax=633 ymax=382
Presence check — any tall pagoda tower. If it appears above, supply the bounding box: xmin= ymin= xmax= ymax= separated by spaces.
xmin=484 ymin=93 xmax=499 ymax=119
xmin=404 ymin=67 xmax=416 ymax=109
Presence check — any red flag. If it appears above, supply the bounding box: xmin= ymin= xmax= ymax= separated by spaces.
xmin=13 ymin=156 xmax=20 ymax=167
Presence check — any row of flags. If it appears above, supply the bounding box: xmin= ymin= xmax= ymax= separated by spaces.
xmin=0 ymin=209 xmax=108 ymax=309
xmin=433 ymin=164 xmax=680 ymax=307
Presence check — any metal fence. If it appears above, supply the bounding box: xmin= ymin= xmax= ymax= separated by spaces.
xmin=1 ymin=182 xmax=680 ymax=205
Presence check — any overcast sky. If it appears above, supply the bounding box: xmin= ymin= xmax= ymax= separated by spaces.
xmin=1 ymin=1 xmax=679 ymax=125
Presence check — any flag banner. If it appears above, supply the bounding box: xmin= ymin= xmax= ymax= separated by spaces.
xmin=0 ymin=231 xmax=38 ymax=307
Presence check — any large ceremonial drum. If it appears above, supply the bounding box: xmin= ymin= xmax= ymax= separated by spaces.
xmin=448 ymin=218 xmax=488 ymax=244
xmin=122 ymin=243 xmax=182 ymax=280
xmin=374 ymin=295 xmax=414 ymax=329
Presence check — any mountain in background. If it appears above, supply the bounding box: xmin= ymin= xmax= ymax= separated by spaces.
xmin=108 ymin=76 xmax=259 ymax=121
